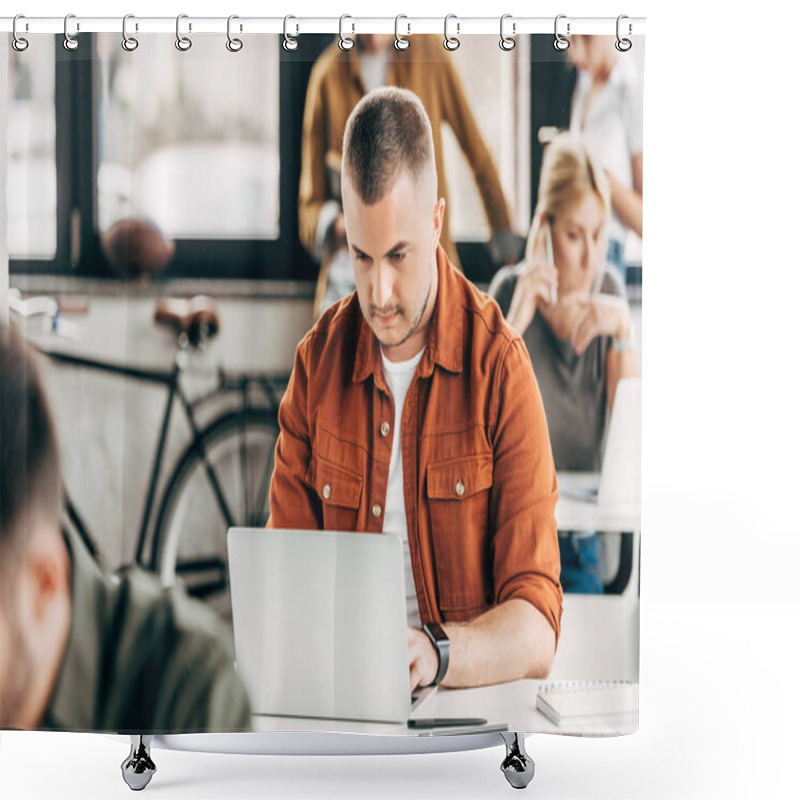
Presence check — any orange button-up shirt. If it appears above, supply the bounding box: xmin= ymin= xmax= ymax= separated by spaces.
xmin=268 ymin=246 xmax=562 ymax=642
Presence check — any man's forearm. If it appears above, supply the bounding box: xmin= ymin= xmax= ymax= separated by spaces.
xmin=441 ymin=598 xmax=556 ymax=688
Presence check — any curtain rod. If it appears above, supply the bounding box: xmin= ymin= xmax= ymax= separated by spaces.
xmin=1 ymin=15 xmax=646 ymax=37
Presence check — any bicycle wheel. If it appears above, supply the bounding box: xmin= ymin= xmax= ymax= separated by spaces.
xmin=151 ymin=407 xmax=279 ymax=621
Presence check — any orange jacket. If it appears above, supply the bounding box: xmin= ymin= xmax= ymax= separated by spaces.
xmin=268 ymin=246 xmax=562 ymax=642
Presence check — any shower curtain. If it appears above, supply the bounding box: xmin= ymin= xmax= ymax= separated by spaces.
xmin=2 ymin=19 xmax=643 ymax=740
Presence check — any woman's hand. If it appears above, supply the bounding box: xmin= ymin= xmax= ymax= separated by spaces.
xmin=560 ymin=292 xmax=631 ymax=356
xmin=505 ymin=228 xmax=558 ymax=336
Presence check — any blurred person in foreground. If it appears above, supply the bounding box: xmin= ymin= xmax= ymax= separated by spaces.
xmin=0 ymin=323 xmax=251 ymax=733
xmin=489 ymin=134 xmax=638 ymax=594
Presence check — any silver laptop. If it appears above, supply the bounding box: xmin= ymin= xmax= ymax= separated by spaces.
xmin=560 ymin=376 xmax=642 ymax=506
xmin=227 ymin=527 xmax=433 ymax=723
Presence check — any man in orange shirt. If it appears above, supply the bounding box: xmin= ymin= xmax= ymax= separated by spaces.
xmin=269 ymin=87 xmax=561 ymax=691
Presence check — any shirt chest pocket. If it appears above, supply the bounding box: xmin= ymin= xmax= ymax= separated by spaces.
xmin=425 ymin=453 xmax=494 ymax=617
xmin=306 ymin=455 xmax=362 ymax=532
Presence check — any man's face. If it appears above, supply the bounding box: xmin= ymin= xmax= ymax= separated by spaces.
xmin=343 ymin=168 xmax=444 ymax=362
xmin=566 ymin=35 xmax=617 ymax=81
xmin=356 ymin=34 xmax=394 ymax=55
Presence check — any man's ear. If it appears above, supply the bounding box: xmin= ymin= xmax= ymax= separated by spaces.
xmin=27 ymin=526 xmax=70 ymax=622
xmin=432 ymin=197 xmax=446 ymax=250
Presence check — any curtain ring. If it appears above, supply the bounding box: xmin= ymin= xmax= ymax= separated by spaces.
xmin=283 ymin=15 xmax=298 ymax=51
xmin=175 ymin=13 xmax=192 ymax=51
xmin=615 ymin=15 xmax=632 ymax=52
xmin=499 ymin=14 xmax=515 ymax=51
xmin=12 ymin=14 xmax=29 ymax=52
xmin=122 ymin=14 xmax=139 ymax=51
xmin=554 ymin=14 xmax=570 ymax=51
xmin=226 ymin=15 xmax=243 ymax=52
xmin=394 ymin=15 xmax=410 ymax=51
xmin=63 ymin=13 xmax=79 ymax=51
xmin=443 ymin=14 xmax=460 ymax=51
xmin=339 ymin=15 xmax=355 ymax=51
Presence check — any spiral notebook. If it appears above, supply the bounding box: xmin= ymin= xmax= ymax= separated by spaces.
xmin=536 ymin=682 xmax=639 ymax=726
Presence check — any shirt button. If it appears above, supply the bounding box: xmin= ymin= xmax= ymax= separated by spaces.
xmin=455 ymin=480 xmax=465 ymax=497
xmin=372 ymin=504 xmax=382 ymax=518
xmin=380 ymin=421 xmax=391 ymax=437
xmin=322 ymin=484 xmax=332 ymax=500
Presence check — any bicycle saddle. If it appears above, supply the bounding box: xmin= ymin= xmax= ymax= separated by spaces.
xmin=154 ymin=296 xmax=220 ymax=346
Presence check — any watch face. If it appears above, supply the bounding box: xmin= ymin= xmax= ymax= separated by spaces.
xmin=425 ymin=622 xmax=448 ymax=643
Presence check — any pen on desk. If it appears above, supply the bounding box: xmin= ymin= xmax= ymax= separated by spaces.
xmin=407 ymin=717 xmax=488 ymax=729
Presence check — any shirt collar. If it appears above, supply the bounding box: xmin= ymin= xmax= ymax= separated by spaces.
xmin=42 ymin=527 xmax=107 ymax=731
xmin=353 ymin=244 xmax=463 ymax=385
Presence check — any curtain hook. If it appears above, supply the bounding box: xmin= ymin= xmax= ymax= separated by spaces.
xmin=122 ymin=14 xmax=139 ymax=52
xmin=226 ymin=15 xmax=243 ymax=52
xmin=12 ymin=14 xmax=30 ymax=52
xmin=443 ymin=14 xmax=460 ymax=51
xmin=616 ymin=15 xmax=633 ymax=52
xmin=499 ymin=14 xmax=516 ymax=51
xmin=283 ymin=15 xmax=299 ymax=51
xmin=554 ymin=14 xmax=570 ymax=51
xmin=395 ymin=14 xmax=410 ymax=51
xmin=339 ymin=14 xmax=355 ymax=51
xmin=63 ymin=13 xmax=79 ymax=51
xmin=176 ymin=13 xmax=192 ymax=51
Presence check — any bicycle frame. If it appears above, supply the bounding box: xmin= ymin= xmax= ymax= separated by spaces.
xmin=43 ymin=347 xmax=284 ymax=568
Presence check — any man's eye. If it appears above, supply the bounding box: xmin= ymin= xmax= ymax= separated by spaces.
xmin=355 ymin=252 xmax=370 ymax=261
xmin=390 ymin=252 xmax=406 ymax=261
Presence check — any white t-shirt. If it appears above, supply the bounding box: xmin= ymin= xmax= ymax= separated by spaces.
xmin=380 ymin=346 xmax=425 ymax=629
xmin=569 ymin=59 xmax=644 ymax=246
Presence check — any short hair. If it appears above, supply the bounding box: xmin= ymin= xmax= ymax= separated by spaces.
xmin=0 ymin=323 xmax=61 ymax=593
xmin=342 ymin=87 xmax=436 ymax=204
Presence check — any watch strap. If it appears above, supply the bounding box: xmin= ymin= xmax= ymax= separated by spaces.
xmin=423 ymin=622 xmax=450 ymax=686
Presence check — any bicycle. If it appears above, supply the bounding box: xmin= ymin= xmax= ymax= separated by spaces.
xmin=10 ymin=289 xmax=289 ymax=621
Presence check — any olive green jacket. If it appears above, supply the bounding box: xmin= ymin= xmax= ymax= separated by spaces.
xmin=41 ymin=528 xmax=251 ymax=734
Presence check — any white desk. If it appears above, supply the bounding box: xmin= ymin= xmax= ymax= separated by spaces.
xmin=151 ymin=679 xmax=638 ymax=758
xmin=555 ymin=471 xmax=640 ymax=532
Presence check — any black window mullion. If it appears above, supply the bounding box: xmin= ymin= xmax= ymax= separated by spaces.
xmin=73 ymin=34 xmax=103 ymax=277
xmin=9 ymin=37 xmax=74 ymax=275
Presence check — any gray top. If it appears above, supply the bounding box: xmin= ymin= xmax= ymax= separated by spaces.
xmin=42 ymin=526 xmax=252 ymax=734
xmin=488 ymin=266 xmax=625 ymax=472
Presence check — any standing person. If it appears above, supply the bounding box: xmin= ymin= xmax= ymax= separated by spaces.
xmin=0 ymin=324 xmax=252 ymax=734
xmin=567 ymin=35 xmax=643 ymax=283
xmin=489 ymin=134 xmax=638 ymax=594
xmin=270 ymin=87 xmax=561 ymax=692
xmin=299 ymin=34 xmax=514 ymax=317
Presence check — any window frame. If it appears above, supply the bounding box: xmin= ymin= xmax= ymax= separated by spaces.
xmin=8 ymin=35 xmax=642 ymax=286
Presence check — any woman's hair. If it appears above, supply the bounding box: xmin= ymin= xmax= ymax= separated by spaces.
xmin=525 ymin=134 xmax=611 ymax=262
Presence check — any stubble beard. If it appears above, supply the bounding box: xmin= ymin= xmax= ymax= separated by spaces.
xmin=371 ymin=266 xmax=433 ymax=353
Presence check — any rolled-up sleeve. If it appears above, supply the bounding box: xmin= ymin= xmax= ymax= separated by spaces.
xmin=490 ymin=336 xmax=563 ymax=643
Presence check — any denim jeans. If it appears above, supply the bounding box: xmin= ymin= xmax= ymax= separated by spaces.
xmin=558 ymin=532 xmax=604 ymax=594
xmin=606 ymin=239 xmax=627 ymax=288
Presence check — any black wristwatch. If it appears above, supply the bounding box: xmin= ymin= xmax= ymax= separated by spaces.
xmin=422 ymin=622 xmax=450 ymax=686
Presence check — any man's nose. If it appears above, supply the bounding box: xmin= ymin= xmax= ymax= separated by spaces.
xmin=374 ymin=262 xmax=394 ymax=309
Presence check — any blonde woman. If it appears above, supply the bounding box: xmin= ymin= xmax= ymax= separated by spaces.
xmin=488 ymin=134 xmax=637 ymax=593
